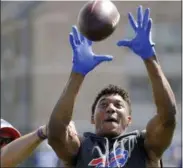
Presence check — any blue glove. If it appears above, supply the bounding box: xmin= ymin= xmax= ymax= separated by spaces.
xmin=117 ymin=6 xmax=156 ymax=60
xmin=69 ymin=26 xmax=113 ymax=76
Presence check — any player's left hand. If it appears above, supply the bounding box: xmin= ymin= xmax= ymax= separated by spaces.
xmin=117 ymin=6 xmax=156 ymax=60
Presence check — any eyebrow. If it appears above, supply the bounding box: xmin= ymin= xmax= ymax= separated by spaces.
xmin=99 ymin=97 xmax=124 ymax=104
xmin=99 ymin=98 xmax=107 ymax=103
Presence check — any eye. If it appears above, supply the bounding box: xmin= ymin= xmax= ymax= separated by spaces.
xmin=100 ymin=101 xmax=108 ymax=108
xmin=115 ymin=102 xmax=123 ymax=108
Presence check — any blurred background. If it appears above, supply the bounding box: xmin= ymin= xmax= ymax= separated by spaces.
xmin=1 ymin=1 xmax=182 ymax=167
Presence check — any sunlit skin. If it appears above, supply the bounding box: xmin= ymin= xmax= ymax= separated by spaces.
xmin=91 ymin=94 xmax=132 ymax=138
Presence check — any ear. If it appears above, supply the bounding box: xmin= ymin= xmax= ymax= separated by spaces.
xmin=127 ymin=115 xmax=132 ymax=126
xmin=91 ymin=115 xmax=95 ymax=124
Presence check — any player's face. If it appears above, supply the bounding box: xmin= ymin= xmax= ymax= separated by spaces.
xmin=92 ymin=94 xmax=131 ymax=137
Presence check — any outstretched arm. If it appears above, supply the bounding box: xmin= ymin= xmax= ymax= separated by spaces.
xmin=144 ymin=56 xmax=176 ymax=158
xmin=48 ymin=26 xmax=113 ymax=165
xmin=117 ymin=6 xmax=177 ymax=161
xmin=1 ymin=125 xmax=47 ymax=167
xmin=48 ymin=72 xmax=84 ymax=165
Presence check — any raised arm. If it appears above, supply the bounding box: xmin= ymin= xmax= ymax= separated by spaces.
xmin=48 ymin=72 xmax=84 ymax=165
xmin=48 ymin=26 xmax=113 ymax=166
xmin=117 ymin=6 xmax=177 ymax=162
xmin=1 ymin=125 xmax=47 ymax=167
xmin=143 ymin=56 xmax=176 ymax=159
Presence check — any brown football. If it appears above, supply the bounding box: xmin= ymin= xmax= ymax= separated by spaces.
xmin=77 ymin=0 xmax=120 ymax=41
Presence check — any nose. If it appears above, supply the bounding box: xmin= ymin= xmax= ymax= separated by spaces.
xmin=106 ymin=103 xmax=116 ymax=114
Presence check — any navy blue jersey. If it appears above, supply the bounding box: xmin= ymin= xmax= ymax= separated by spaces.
xmin=74 ymin=130 xmax=147 ymax=168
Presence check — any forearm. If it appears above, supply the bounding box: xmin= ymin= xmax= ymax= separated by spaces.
xmin=48 ymin=72 xmax=84 ymax=138
xmin=1 ymin=131 xmax=43 ymax=167
xmin=144 ymin=56 xmax=177 ymax=118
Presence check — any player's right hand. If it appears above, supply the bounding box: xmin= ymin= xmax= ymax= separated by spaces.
xmin=69 ymin=26 xmax=113 ymax=76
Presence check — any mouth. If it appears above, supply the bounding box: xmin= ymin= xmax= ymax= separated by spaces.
xmin=104 ymin=118 xmax=118 ymax=123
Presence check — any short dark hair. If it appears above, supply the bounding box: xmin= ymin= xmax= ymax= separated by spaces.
xmin=91 ymin=84 xmax=131 ymax=116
